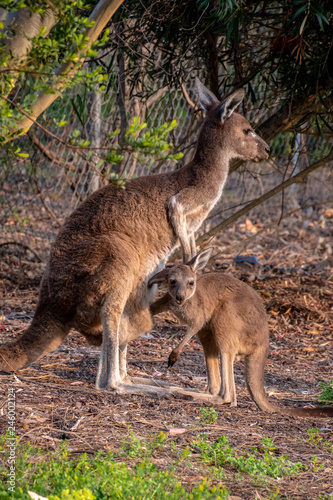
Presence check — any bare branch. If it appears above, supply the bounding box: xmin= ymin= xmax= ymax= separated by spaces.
xmin=145 ymin=86 xmax=168 ymax=109
xmin=179 ymin=78 xmax=200 ymax=113
xmin=28 ymin=132 xmax=76 ymax=171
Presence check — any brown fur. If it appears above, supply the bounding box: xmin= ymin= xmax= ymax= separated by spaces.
xmin=0 ymin=80 xmax=269 ymax=395
xmin=149 ymin=252 xmax=333 ymax=417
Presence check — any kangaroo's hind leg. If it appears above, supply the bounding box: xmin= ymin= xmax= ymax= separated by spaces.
xmin=198 ymin=328 xmax=221 ymax=396
xmin=219 ymin=349 xmax=237 ymax=406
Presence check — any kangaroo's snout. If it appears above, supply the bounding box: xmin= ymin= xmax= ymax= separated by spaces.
xmin=255 ymin=137 xmax=270 ymax=162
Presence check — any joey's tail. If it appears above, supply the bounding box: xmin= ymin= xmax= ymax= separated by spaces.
xmin=245 ymin=349 xmax=333 ymax=418
xmin=0 ymin=310 xmax=68 ymax=371
xmin=244 ymin=347 xmax=278 ymax=414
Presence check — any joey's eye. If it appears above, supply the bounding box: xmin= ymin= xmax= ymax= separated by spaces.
xmin=243 ymin=129 xmax=251 ymax=135
xmin=169 ymin=279 xmax=177 ymax=286
xmin=189 ymin=281 xmax=195 ymax=287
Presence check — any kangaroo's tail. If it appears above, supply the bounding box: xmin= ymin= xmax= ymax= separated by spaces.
xmin=245 ymin=346 xmax=279 ymax=414
xmin=0 ymin=310 xmax=68 ymax=371
xmin=245 ymin=349 xmax=333 ymax=418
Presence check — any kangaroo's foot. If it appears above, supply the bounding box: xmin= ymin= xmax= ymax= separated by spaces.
xmin=219 ymin=392 xmax=237 ymax=406
xmin=114 ymin=381 xmax=224 ymax=403
xmin=130 ymin=376 xmax=179 ymax=388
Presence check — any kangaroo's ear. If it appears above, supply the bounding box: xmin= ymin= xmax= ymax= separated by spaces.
xmin=216 ymin=88 xmax=245 ymax=123
xmin=148 ymin=268 xmax=170 ymax=286
xmin=188 ymin=247 xmax=213 ymax=272
xmin=195 ymin=77 xmax=219 ymax=112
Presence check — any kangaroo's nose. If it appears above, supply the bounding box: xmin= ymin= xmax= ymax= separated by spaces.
xmin=265 ymin=147 xmax=270 ymax=154
xmin=176 ymin=294 xmax=184 ymax=304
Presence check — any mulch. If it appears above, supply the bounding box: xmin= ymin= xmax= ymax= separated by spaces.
xmin=0 ymin=210 xmax=332 ymax=499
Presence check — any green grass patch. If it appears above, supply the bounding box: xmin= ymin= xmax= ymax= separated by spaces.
xmin=0 ymin=435 xmax=229 ymax=500
xmin=191 ymin=435 xmax=305 ymax=479
xmin=0 ymin=428 xmax=312 ymax=500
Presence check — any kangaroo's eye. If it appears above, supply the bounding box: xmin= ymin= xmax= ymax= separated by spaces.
xmin=243 ymin=129 xmax=251 ymax=135
xmin=189 ymin=281 xmax=195 ymax=287
xmin=169 ymin=279 xmax=177 ymax=286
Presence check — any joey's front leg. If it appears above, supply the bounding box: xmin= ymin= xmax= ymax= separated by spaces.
xmin=150 ymin=294 xmax=171 ymax=316
xmin=167 ymin=190 xmax=194 ymax=263
xmin=168 ymin=326 xmax=198 ymax=367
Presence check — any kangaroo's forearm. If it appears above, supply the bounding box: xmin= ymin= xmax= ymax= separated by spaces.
xmin=167 ymin=195 xmax=192 ymax=263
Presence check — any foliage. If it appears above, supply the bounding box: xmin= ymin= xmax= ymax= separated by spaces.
xmin=115 ymin=0 xmax=332 ymax=126
xmin=0 ymin=0 xmax=108 ymax=143
xmin=62 ymin=116 xmax=182 ymax=187
xmin=307 ymin=428 xmax=333 ymax=453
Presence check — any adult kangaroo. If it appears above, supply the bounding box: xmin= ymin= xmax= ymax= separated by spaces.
xmin=149 ymin=250 xmax=333 ymax=417
xmin=0 ymin=79 xmax=269 ymax=395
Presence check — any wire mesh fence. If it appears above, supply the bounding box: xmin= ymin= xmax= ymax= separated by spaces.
xmin=0 ymin=66 xmax=332 ymax=263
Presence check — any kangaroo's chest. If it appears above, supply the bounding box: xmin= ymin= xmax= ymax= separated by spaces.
xmin=171 ymin=301 xmax=206 ymax=329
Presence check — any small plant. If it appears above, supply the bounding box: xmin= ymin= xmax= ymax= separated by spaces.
xmin=192 ymin=434 xmax=305 ymax=479
xmin=310 ymin=456 xmax=324 ymax=473
xmin=307 ymin=428 xmax=333 ymax=453
xmin=318 ymin=380 xmax=333 ymax=404
xmin=120 ymin=430 xmax=147 ymax=458
xmin=199 ymin=407 xmax=219 ymax=424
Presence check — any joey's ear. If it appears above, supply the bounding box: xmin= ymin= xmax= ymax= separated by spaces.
xmin=216 ymin=88 xmax=245 ymax=123
xmin=148 ymin=268 xmax=169 ymax=286
xmin=188 ymin=247 xmax=213 ymax=272
xmin=195 ymin=77 xmax=219 ymax=112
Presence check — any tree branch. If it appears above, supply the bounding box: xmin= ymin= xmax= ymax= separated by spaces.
xmin=3 ymin=0 xmax=125 ymax=141
xmin=28 ymin=131 xmax=76 ymax=171
xmin=0 ymin=7 xmax=56 ymax=67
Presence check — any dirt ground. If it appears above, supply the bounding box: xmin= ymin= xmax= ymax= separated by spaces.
xmin=0 ymin=209 xmax=332 ymax=499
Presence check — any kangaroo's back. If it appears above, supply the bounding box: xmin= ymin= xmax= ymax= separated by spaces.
xmin=196 ymin=272 xmax=269 ymax=350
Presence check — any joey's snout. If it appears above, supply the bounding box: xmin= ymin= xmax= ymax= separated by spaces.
xmin=175 ymin=293 xmax=186 ymax=305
